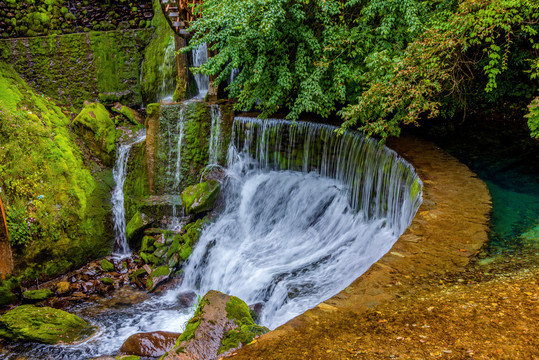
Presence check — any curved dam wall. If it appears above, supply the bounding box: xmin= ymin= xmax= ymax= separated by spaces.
xmin=230 ymin=117 xmax=423 ymax=235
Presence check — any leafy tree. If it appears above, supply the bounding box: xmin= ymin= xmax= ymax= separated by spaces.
xmin=186 ymin=0 xmax=538 ymax=140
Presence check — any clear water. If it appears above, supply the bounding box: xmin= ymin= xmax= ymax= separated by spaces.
xmin=435 ymin=125 xmax=539 ymax=255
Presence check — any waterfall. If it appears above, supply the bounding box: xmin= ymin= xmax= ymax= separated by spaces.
xmin=192 ymin=43 xmax=209 ymax=98
xmin=157 ymin=36 xmax=177 ymax=102
xmin=176 ymin=117 xmax=423 ymax=329
xmin=164 ymin=108 xmax=185 ymax=229
xmin=229 ymin=68 xmax=239 ymax=85
xmin=111 ymin=132 xmax=147 ymax=256
xmin=208 ymin=105 xmax=222 ymax=165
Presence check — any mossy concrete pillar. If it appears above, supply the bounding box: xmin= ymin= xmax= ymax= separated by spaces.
xmin=0 ymin=194 xmax=14 ymax=279
xmin=173 ymin=35 xmax=189 ymax=102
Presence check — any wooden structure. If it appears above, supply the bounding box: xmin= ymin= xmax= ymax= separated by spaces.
xmin=161 ymin=0 xmax=203 ymax=37
xmin=0 ymin=194 xmax=13 ymax=278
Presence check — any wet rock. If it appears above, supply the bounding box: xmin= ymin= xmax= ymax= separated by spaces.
xmin=177 ymin=291 xmax=197 ymax=308
xmin=162 ymin=290 xmax=269 ymax=360
xmin=181 ymin=180 xmax=220 ymax=215
xmin=0 ymin=305 xmax=95 ymax=344
xmin=118 ymin=331 xmax=180 ymax=357
xmin=112 ymin=102 xmax=145 ymax=125
xmin=248 ymin=302 xmax=264 ymax=321
xmin=146 ymin=266 xmax=171 ymax=292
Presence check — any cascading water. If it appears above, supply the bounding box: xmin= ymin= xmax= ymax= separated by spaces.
xmin=157 ymin=36 xmax=177 ymax=102
xmin=111 ymin=132 xmax=147 ymax=256
xmin=208 ymin=105 xmax=222 ymax=165
xmin=163 ymin=108 xmax=185 ymax=229
xmin=175 ymin=117 xmax=423 ymax=329
xmin=192 ymin=43 xmax=210 ymax=98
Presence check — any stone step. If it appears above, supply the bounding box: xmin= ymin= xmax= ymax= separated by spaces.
xmin=169 ymin=12 xmax=179 ymax=17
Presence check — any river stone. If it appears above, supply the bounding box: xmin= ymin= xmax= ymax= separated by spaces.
xmin=180 ymin=180 xmax=220 ymax=215
xmin=118 ymin=331 xmax=180 ymax=357
xmin=162 ymin=290 xmax=268 ymax=360
xmin=0 ymin=305 xmax=95 ymax=344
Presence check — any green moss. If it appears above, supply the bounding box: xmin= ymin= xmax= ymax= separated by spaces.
xmin=72 ymin=102 xmax=117 ymax=166
xmin=218 ymin=296 xmax=270 ymax=354
xmin=126 ymin=211 xmax=151 ymax=245
xmin=0 ymin=62 xmax=113 ymax=282
xmin=141 ymin=235 xmax=156 ymax=253
xmin=181 ymin=180 xmax=220 ymax=215
xmin=141 ymin=0 xmax=177 ymax=103
xmin=123 ymin=142 xmax=151 ymax=222
xmin=0 ymin=305 xmax=95 ymax=344
xmin=101 ymin=259 xmax=115 ymax=272
xmin=22 ymin=289 xmax=53 ymax=301
xmin=176 ymin=297 xmax=209 ymax=344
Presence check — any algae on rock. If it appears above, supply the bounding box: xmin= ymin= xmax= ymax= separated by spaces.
xmin=0 ymin=305 xmax=95 ymax=344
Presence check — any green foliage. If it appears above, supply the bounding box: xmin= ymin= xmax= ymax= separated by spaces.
xmin=188 ymin=0 xmax=538 ymax=140
xmin=184 ymin=0 xmax=431 ymax=122
xmin=525 ymin=96 xmax=539 ymax=138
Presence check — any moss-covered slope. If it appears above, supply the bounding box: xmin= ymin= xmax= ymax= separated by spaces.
xmin=0 ymin=61 xmax=113 ymax=282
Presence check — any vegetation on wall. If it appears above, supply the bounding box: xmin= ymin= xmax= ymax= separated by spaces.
xmin=0 ymin=29 xmax=153 ymax=109
xmin=185 ymin=0 xmax=538 ymax=140
xmin=0 ymin=0 xmax=154 ymax=38
xmin=0 ymin=62 xmax=113 ymax=283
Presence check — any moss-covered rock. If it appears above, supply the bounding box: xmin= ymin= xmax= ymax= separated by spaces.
xmin=73 ymin=102 xmax=117 ymax=166
xmin=0 ymin=305 xmax=95 ymax=344
xmin=163 ymin=291 xmax=268 ymax=360
xmin=181 ymin=180 xmax=220 ymax=215
xmin=112 ymin=103 xmax=144 ymax=125
xmin=0 ymin=62 xmax=114 ymax=283
xmin=126 ymin=211 xmax=153 ymax=246
xmin=218 ymin=296 xmax=270 ymax=354
xmin=145 ymin=265 xmax=171 ymax=292
xmin=55 ymin=281 xmax=71 ymax=295
xmin=101 ymin=259 xmax=115 ymax=272
xmin=22 ymin=289 xmax=53 ymax=301
xmin=101 ymin=277 xmax=115 ymax=285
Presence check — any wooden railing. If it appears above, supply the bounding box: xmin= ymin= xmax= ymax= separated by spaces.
xmin=0 ymin=194 xmax=13 ymax=278
xmin=161 ymin=0 xmax=203 ymax=37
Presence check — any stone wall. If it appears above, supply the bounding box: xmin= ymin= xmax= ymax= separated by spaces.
xmin=0 ymin=0 xmax=153 ymax=38
xmin=0 ymin=29 xmax=153 ymax=109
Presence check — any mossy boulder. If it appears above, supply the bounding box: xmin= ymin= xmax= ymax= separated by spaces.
xmin=0 ymin=287 xmax=16 ymax=307
xmin=181 ymin=180 xmax=220 ymax=215
xmin=126 ymin=212 xmax=153 ymax=246
xmin=112 ymin=103 xmax=144 ymax=125
xmin=101 ymin=259 xmax=115 ymax=272
xmin=0 ymin=305 xmax=95 ymax=344
xmin=22 ymin=289 xmax=53 ymax=302
xmin=72 ymin=102 xmax=117 ymax=166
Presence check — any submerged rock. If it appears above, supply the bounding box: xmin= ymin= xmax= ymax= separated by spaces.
xmin=118 ymin=331 xmax=180 ymax=357
xmin=181 ymin=180 xmax=220 ymax=215
xmin=162 ymin=290 xmax=268 ymax=359
xmin=0 ymin=305 xmax=95 ymax=344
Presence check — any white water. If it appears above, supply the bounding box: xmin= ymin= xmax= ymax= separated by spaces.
xmin=208 ymin=105 xmax=222 ymax=165
xmin=192 ymin=43 xmax=209 ymax=98
xmin=111 ymin=132 xmax=147 ymax=256
xmin=172 ymin=117 xmax=423 ymax=329
xmin=165 ymin=108 xmax=185 ymax=230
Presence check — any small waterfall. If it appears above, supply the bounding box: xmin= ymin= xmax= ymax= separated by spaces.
xmin=176 ymin=118 xmax=422 ymax=329
xmin=208 ymin=105 xmax=222 ymax=165
xmin=162 ymin=108 xmax=185 ymax=229
xmin=112 ymin=132 xmax=147 ymax=256
xmin=157 ymin=36 xmax=177 ymax=102
xmin=192 ymin=43 xmax=209 ymax=98
xmin=229 ymin=68 xmax=239 ymax=85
